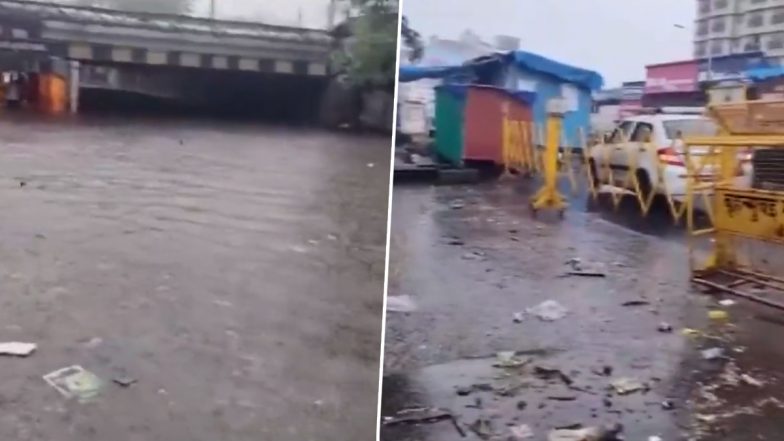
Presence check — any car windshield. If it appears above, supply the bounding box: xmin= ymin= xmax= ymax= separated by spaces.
xmin=663 ymin=118 xmax=718 ymax=140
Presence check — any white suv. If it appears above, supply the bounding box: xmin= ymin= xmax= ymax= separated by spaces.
xmin=589 ymin=112 xmax=751 ymax=205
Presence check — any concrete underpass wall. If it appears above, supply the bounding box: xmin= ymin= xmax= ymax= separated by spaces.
xmin=77 ymin=62 xmax=329 ymax=121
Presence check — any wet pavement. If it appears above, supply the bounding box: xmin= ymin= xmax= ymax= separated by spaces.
xmin=0 ymin=114 xmax=388 ymax=441
xmin=383 ymin=180 xmax=784 ymax=441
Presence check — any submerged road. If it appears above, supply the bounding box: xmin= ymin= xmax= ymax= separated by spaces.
xmin=383 ymin=181 xmax=784 ymax=441
xmin=0 ymin=115 xmax=389 ymax=441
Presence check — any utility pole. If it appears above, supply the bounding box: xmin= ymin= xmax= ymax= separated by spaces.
xmin=209 ymin=0 xmax=216 ymax=20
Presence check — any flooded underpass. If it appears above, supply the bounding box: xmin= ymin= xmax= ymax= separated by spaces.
xmin=0 ymin=113 xmax=389 ymax=440
xmin=383 ymin=181 xmax=784 ymax=441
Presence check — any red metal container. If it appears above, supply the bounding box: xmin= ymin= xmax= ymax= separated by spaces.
xmin=463 ymin=85 xmax=534 ymax=164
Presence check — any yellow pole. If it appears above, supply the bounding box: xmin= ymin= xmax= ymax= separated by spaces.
xmin=531 ymin=100 xmax=568 ymax=216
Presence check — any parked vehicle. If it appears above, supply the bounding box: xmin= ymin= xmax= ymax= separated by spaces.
xmin=589 ymin=110 xmax=751 ymax=205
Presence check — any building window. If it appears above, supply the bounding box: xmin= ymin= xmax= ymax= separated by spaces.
xmin=769 ymin=34 xmax=784 ymax=50
xmin=772 ymin=9 xmax=784 ymax=24
xmin=697 ymin=21 xmax=709 ymax=35
xmin=749 ymin=13 xmax=765 ymax=27
xmin=699 ymin=0 xmax=711 ymax=14
xmin=750 ymin=0 xmax=767 ymax=4
xmin=745 ymin=35 xmax=762 ymax=51
xmin=711 ymin=41 xmax=724 ymax=55
xmin=711 ymin=17 xmax=726 ymax=32
xmin=696 ymin=42 xmax=707 ymax=57
xmin=714 ymin=0 xmax=728 ymax=8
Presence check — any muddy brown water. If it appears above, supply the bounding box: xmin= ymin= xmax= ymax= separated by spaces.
xmin=0 ymin=114 xmax=389 ymax=441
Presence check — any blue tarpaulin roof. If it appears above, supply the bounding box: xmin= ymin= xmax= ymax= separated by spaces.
xmin=504 ymin=51 xmax=603 ymax=91
xmin=745 ymin=65 xmax=784 ymax=81
xmin=399 ymin=50 xmax=603 ymax=91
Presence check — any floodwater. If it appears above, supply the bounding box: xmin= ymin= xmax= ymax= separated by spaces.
xmin=0 ymin=113 xmax=389 ymax=441
xmin=383 ymin=181 xmax=784 ymax=441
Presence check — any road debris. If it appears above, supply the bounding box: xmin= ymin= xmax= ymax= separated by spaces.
xmin=610 ymin=377 xmax=646 ymax=395
xmin=709 ymin=310 xmax=729 ymax=321
xmin=527 ymin=300 xmax=568 ymax=321
xmin=701 ymin=347 xmax=725 ymax=360
xmin=621 ymin=300 xmax=650 ymax=307
xmin=462 ymin=251 xmax=486 ymax=261
xmin=548 ymin=424 xmax=623 ymax=441
xmin=449 ymin=200 xmax=466 ymax=210
xmin=468 ymin=417 xmax=495 ymax=440
xmin=387 ymin=295 xmax=417 ymax=313
xmin=113 ymin=377 xmax=138 ymax=387
xmin=0 ymin=342 xmax=37 ymax=357
xmin=43 ymin=365 xmax=103 ymax=402
xmin=383 ymin=407 xmax=453 ymax=426
xmin=661 ymin=400 xmax=675 ymax=410
xmin=648 ymin=436 xmax=663 ymax=441
xmin=657 ymin=322 xmax=673 ymax=333
xmin=682 ymin=328 xmax=702 ymax=337
xmin=534 ymin=366 xmax=573 ymax=385
xmin=741 ymin=373 xmax=764 ymax=387
xmin=547 ymin=395 xmax=578 ymax=401
xmin=510 ymin=424 xmax=534 ymax=440
xmin=495 ymin=351 xmax=532 ymax=368
xmin=513 ymin=312 xmax=525 ymax=323
xmin=719 ymin=299 xmax=736 ymax=306
xmin=448 ymin=239 xmax=465 ymax=246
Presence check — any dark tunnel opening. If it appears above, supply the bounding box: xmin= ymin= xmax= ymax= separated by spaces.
xmin=77 ymin=64 xmax=330 ymax=125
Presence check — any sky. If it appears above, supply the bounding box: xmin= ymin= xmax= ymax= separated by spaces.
xmin=403 ymin=0 xmax=696 ymax=88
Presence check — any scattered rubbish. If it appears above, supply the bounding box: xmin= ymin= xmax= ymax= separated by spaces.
xmin=567 ymin=270 xmax=606 ymax=278
xmin=510 ymin=236 xmax=520 ymax=242
xmin=383 ymin=407 xmax=453 ymax=426
xmin=367 ymin=162 xmax=375 ymax=168
xmin=621 ymin=300 xmax=650 ymax=307
xmin=43 ymin=365 xmax=103 ymax=401
xmin=741 ymin=374 xmax=764 ymax=387
xmin=468 ymin=417 xmax=495 ymax=440
xmin=547 ymin=395 xmax=578 ymax=401
xmin=701 ymin=347 xmax=725 ymax=360
xmin=554 ymin=423 xmax=583 ymax=431
xmin=534 ymin=366 xmax=573 ymax=385
xmin=719 ymin=299 xmax=736 ymax=307
xmin=83 ymin=337 xmax=103 ymax=349
xmin=449 ymin=200 xmax=466 ymax=210
xmin=602 ymin=365 xmax=613 ymax=376
xmin=513 ymin=312 xmax=525 ymax=323
xmin=112 ymin=377 xmax=137 ymax=387
xmin=682 ymin=328 xmax=702 ymax=337
xmin=456 ymin=386 xmax=473 ymax=396
xmin=516 ymin=400 xmax=528 ymax=410
xmin=0 ymin=342 xmax=37 ymax=357
xmin=495 ymin=351 xmax=531 ymax=368
xmin=657 ymin=322 xmax=673 ymax=333
xmin=709 ymin=310 xmax=729 ymax=321
xmin=603 ymin=398 xmax=613 ymax=408
xmin=696 ymin=414 xmax=717 ymax=423
xmin=648 ymin=436 xmax=663 ymax=441
xmin=661 ymin=400 xmax=675 ymax=410
xmin=548 ymin=424 xmax=623 ymax=441
xmin=461 ymin=251 xmax=486 ymax=261
xmin=19 ymin=181 xmax=26 ymax=188
xmin=387 ymin=295 xmax=417 ymax=313
xmin=527 ymin=300 xmax=568 ymax=321
xmin=510 ymin=424 xmax=534 ymax=440
xmin=612 ymin=261 xmax=627 ymax=268
xmin=448 ymin=239 xmax=465 ymax=246
xmin=610 ymin=377 xmax=646 ymax=395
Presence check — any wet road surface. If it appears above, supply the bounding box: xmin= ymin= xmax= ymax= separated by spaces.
xmin=0 ymin=115 xmax=388 ymax=441
xmin=383 ymin=180 xmax=784 ymax=441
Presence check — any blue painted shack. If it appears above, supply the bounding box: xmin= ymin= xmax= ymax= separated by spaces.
xmin=468 ymin=51 xmax=603 ymax=148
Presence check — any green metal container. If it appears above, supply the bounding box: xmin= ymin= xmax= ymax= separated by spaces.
xmin=434 ymin=85 xmax=466 ymax=166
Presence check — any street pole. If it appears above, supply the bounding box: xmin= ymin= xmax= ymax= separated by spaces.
xmin=210 ymin=0 xmax=216 ymax=20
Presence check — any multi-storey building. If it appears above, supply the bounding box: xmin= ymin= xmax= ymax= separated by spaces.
xmin=695 ymin=0 xmax=784 ymax=64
